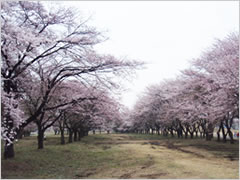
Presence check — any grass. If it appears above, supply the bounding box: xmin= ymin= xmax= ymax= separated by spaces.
xmin=1 ymin=133 xmax=239 ymax=179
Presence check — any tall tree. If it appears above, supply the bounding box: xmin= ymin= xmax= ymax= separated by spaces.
xmin=1 ymin=1 xmax=142 ymax=158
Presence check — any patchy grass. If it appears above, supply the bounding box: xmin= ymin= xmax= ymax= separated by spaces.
xmin=1 ymin=133 xmax=239 ymax=179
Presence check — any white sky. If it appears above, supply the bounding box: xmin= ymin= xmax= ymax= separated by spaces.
xmin=61 ymin=1 xmax=239 ymax=109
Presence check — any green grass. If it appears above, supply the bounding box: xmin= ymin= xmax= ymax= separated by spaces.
xmin=1 ymin=133 xmax=239 ymax=179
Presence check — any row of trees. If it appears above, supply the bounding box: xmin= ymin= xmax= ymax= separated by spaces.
xmin=1 ymin=1 xmax=141 ymax=158
xmin=125 ymin=33 xmax=239 ymax=143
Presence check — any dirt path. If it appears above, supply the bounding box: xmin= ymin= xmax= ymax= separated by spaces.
xmin=89 ymin=133 xmax=239 ymax=179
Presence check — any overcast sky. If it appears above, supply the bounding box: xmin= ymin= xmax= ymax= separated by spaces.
xmin=61 ymin=1 xmax=239 ymax=109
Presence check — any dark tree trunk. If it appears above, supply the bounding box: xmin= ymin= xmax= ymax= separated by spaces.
xmin=227 ymin=129 xmax=234 ymax=144
xmin=74 ymin=130 xmax=77 ymax=141
xmin=221 ymin=124 xmax=227 ymax=142
xmin=60 ymin=129 xmax=65 ymax=145
xmin=93 ymin=130 xmax=95 ymax=134
xmin=165 ymin=129 xmax=168 ymax=136
xmin=217 ymin=129 xmax=221 ymax=142
xmin=225 ymin=118 xmax=234 ymax=144
xmin=107 ymin=130 xmax=110 ymax=134
xmin=184 ymin=131 xmax=188 ymax=139
xmin=4 ymin=143 xmax=14 ymax=159
xmin=206 ymin=132 xmax=211 ymax=141
xmin=68 ymin=131 xmax=73 ymax=143
xmin=38 ymin=129 xmax=44 ymax=149
xmin=3 ymin=114 xmax=15 ymax=159
xmin=195 ymin=131 xmax=198 ymax=138
xmin=24 ymin=131 xmax=31 ymax=137
xmin=190 ymin=132 xmax=194 ymax=139
xmin=17 ymin=130 xmax=24 ymax=139
xmin=78 ymin=131 xmax=81 ymax=141
xmin=170 ymin=129 xmax=174 ymax=137
xmin=217 ymin=123 xmax=222 ymax=142
xmin=177 ymin=129 xmax=180 ymax=138
xmin=203 ymin=132 xmax=205 ymax=138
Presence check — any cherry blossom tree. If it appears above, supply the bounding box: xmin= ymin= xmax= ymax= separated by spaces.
xmin=1 ymin=1 xmax=142 ymax=158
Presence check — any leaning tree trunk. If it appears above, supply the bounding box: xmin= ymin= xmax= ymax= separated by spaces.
xmin=227 ymin=128 xmax=234 ymax=144
xmin=221 ymin=124 xmax=227 ymax=142
xmin=225 ymin=118 xmax=234 ymax=144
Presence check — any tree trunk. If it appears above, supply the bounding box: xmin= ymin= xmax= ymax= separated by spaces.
xmin=206 ymin=132 xmax=211 ymax=141
xmin=227 ymin=129 xmax=234 ymax=144
xmin=3 ymin=81 xmax=15 ymax=159
xmin=17 ymin=130 xmax=23 ymax=139
xmin=38 ymin=129 xmax=44 ymax=149
xmin=78 ymin=131 xmax=81 ymax=141
xmin=217 ymin=124 xmax=221 ymax=142
xmin=80 ymin=130 xmax=85 ymax=138
xmin=107 ymin=130 xmax=110 ymax=134
xmin=74 ymin=130 xmax=77 ymax=141
xmin=68 ymin=130 xmax=73 ymax=143
xmin=190 ymin=132 xmax=194 ymax=139
xmin=221 ymin=124 xmax=226 ymax=142
xmin=206 ymin=123 xmax=214 ymax=141
xmin=170 ymin=129 xmax=174 ymax=137
xmin=225 ymin=118 xmax=234 ymax=144
xmin=3 ymin=113 xmax=15 ymax=159
xmin=184 ymin=131 xmax=188 ymax=139
xmin=60 ymin=129 xmax=65 ymax=145
xmin=4 ymin=143 xmax=14 ymax=159
xmin=217 ymin=130 xmax=220 ymax=142
xmin=93 ymin=130 xmax=95 ymax=134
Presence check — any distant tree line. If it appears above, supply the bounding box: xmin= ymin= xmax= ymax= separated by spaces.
xmin=121 ymin=33 xmax=239 ymax=143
